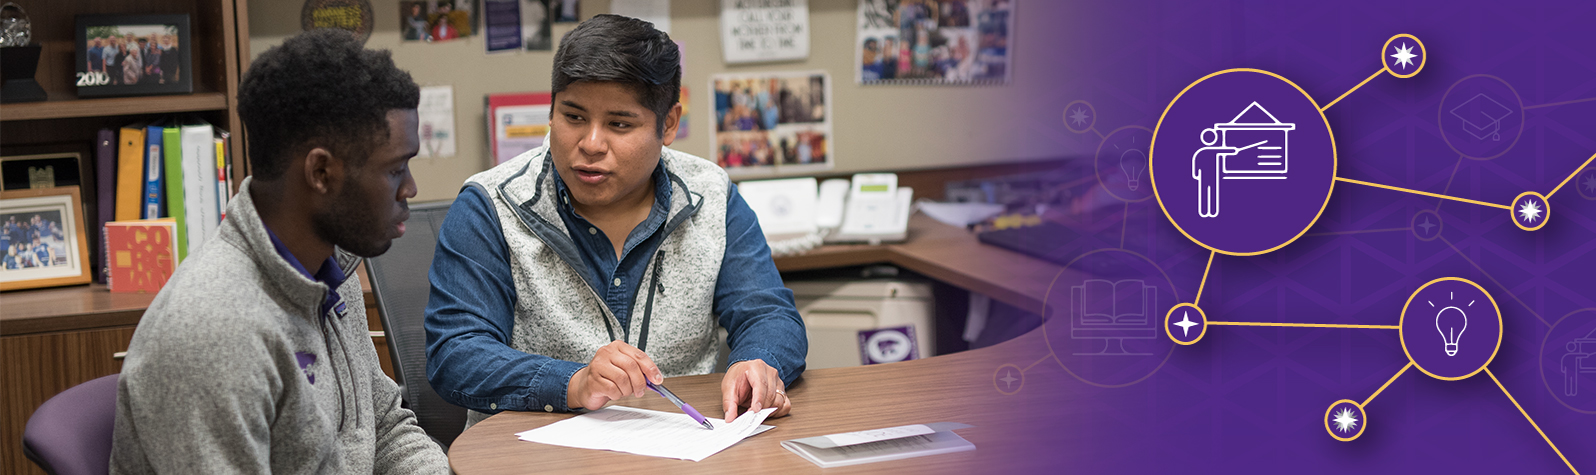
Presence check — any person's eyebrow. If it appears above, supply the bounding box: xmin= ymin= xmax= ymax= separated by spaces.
xmin=605 ymin=110 xmax=640 ymax=118
xmin=558 ymin=100 xmax=587 ymax=112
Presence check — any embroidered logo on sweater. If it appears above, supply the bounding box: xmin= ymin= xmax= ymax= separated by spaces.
xmin=294 ymin=351 xmax=318 ymax=384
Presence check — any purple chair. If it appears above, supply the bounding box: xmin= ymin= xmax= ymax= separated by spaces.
xmin=23 ymin=373 xmax=119 ymax=475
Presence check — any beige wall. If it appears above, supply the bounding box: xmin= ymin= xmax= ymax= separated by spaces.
xmin=249 ymin=0 xmax=1060 ymax=202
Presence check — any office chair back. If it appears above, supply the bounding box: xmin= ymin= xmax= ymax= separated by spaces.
xmin=365 ymin=199 xmax=468 ymax=448
xmin=23 ymin=373 xmax=119 ymax=475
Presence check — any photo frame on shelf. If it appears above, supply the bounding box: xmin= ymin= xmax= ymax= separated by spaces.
xmin=0 ymin=151 xmax=86 ymax=192
xmin=1 ymin=186 xmax=93 ymax=291
xmin=74 ymin=14 xmax=193 ymax=98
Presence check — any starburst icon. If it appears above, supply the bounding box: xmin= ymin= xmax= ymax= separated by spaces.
xmin=1582 ymin=173 xmax=1596 ymax=194
xmin=1390 ymin=43 xmax=1418 ymax=70
xmin=1332 ymin=407 xmax=1360 ymax=433
xmin=1517 ymin=199 xmax=1543 ymax=223
xmin=1069 ymin=107 xmax=1090 ymax=126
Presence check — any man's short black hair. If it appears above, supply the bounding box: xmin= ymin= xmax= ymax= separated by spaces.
xmin=552 ymin=14 xmax=680 ymax=138
xmin=237 ymin=29 xmax=419 ymax=181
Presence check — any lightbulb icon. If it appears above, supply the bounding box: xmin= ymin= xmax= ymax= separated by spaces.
xmin=1435 ymin=306 xmax=1467 ymax=356
xmin=1121 ymin=149 xmax=1147 ymax=191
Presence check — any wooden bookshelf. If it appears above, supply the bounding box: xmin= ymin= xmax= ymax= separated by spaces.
xmin=0 ymin=92 xmax=230 ymax=121
xmin=0 ymin=1 xmax=250 ymax=473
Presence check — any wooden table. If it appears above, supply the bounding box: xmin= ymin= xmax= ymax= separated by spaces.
xmin=448 ymin=326 xmax=1088 ymax=474
xmin=451 ymin=217 xmax=1093 ymax=473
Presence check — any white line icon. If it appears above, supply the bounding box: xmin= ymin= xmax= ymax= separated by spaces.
xmin=1191 ymin=102 xmax=1296 ymax=218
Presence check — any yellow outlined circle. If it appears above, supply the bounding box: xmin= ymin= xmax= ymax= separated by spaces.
xmin=1063 ymin=100 xmax=1097 ymax=134
xmin=1150 ymin=68 xmax=1339 ymax=257
xmin=1094 ymin=125 xmax=1157 ymax=203
xmin=1164 ymin=303 xmax=1207 ymax=345
xmin=1438 ymin=74 xmax=1524 ymax=161
xmin=1511 ymin=191 xmax=1550 ymax=231
xmin=992 ymin=363 xmax=1025 ymax=395
xmin=1398 ymin=277 xmax=1503 ymax=381
xmin=1539 ymin=308 xmax=1596 ymax=414
xmin=1411 ymin=209 xmax=1443 ymax=242
xmin=1382 ymin=34 xmax=1426 ymax=79
xmin=1324 ymin=399 xmax=1368 ymax=441
xmin=1040 ymin=248 xmax=1180 ymax=389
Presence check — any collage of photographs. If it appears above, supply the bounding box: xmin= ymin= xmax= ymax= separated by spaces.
xmin=856 ymin=0 xmax=1012 ymax=84
xmin=712 ymin=72 xmax=833 ymax=176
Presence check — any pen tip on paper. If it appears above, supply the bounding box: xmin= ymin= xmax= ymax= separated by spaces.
xmin=702 ymin=420 xmax=715 ymax=430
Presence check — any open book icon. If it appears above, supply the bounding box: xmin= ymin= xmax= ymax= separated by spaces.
xmin=1071 ymin=279 xmax=1158 ymax=355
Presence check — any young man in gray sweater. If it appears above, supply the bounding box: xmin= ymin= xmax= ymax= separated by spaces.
xmin=110 ymin=30 xmax=449 ymax=473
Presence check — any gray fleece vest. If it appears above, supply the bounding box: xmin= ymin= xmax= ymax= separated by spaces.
xmin=462 ymin=145 xmax=729 ymax=423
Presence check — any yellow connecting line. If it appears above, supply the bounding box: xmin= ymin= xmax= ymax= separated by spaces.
xmin=1335 ymin=151 xmax=1595 ymax=210
xmin=1335 ymin=177 xmax=1512 ymax=210
xmin=1547 ymin=152 xmax=1596 ymax=199
xmin=1194 ymin=251 xmax=1215 ymax=306
xmin=1322 ymin=67 xmax=1388 ymax=111
xmin=1206 ymin=321 xmax=1400 ymax=330
xmin=1362 ymin=362 xmax=1411 ymax=406
xmin=1485 ymin=368 xmax=1580 ymax=474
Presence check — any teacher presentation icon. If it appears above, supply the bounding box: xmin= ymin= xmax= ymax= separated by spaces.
xmin=1191 ymin=102 xmax=1295 ymax=218
xmin=1151 ymin=69 xmax=1337 ymax=256
xmin=1399 ymin=278 xmax=1502 ymax=381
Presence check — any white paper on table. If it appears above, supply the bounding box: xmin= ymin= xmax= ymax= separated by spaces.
xmin=516 ymin=406 xmax=777 ymax=462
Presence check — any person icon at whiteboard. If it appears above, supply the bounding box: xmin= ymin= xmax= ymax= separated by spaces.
xmin=1191 ymin=102 xmax=1293 ymax=218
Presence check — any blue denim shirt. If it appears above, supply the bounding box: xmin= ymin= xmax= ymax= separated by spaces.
xmin=424 ymin=160 xmax=807 ymax=414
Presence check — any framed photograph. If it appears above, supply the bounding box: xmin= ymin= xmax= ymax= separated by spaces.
xmin=1 ymin=187 xmax=93 ymax=291
xmin=0 ymin=152 xmax=85 ymax=192
xmin=74 ymin=14 xmax=193 ymax=98
xmin=710 ymin=71 xmax=834 ymax=177
xmin=856 ymin=0 xmax=1011 ymax=85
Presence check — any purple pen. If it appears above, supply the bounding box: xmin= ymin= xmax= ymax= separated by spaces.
xmin=646 ymin=380 xmax=714 ymax=430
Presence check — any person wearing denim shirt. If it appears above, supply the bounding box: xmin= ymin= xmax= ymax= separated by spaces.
xmin=424 ymin=15 xmax=806 ymax=429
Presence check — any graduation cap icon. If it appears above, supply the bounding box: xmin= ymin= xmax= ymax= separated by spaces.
xmin=1449 ymin=93 xmax=1512 ymax=141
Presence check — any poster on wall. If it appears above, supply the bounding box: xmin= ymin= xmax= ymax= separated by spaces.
xmin=487 ymin=92 xmax=552 ymax=165
xmin=523 ymin=0 xmax=553 ymax=50
xmin=710 ymin=71 xmax=832 ymax=177
xmin=550 ymin=0 xmax=580 ymax=23
xmin=400 ymin=0 xmax=479 ymax=42
xmin=417 ymin=85 xmax=456 ymax=158
xmin=856 ymin=0 xmax=1011 ymax=85
xmin=719 ymin=0 xmax=809 ymax=64
xmin=302 ymin=0 xmax=375 ymax=42
xmin=483 ymin=0 xmax=522 ymax=52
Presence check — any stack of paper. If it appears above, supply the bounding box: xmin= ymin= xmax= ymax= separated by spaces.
xmin=781 ymin=422 xmax=974 ymax=468
xmin=516 ymin=406 xmax=777 ymax=462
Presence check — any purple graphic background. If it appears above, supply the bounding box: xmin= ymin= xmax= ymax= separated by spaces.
xmin=979 ymin=1 xmax=1596 ymax=472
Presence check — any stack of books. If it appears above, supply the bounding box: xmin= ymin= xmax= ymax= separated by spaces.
xmin=99 ymin=118 xmax=233 ymax=292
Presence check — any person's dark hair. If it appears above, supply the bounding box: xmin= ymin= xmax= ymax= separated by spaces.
xmin=237 ymin=29 xmax=419 ymax=181
xmin=552 ymin=14 xmax=680 ymax=138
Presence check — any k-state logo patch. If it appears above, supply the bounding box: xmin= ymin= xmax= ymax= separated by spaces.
xmin=294 ymin=351 xmax=317 ymax=384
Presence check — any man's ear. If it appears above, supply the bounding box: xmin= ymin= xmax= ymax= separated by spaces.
xmin=660 ymin=102 xmax=684 ymax=146
xmin=302 ymin=147 xmax=343 ymax=195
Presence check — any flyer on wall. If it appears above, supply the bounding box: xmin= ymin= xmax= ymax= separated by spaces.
xmin=710 ymin=70 xmax=832 ymax=177
xmin=856 ymin=0 xmax=1011 ymax=85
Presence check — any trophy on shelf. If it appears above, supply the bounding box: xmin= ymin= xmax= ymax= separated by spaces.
xmin=0 ymin=2 xmax=45 ymax=103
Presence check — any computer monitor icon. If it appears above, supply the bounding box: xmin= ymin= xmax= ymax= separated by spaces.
xmin=1071 ymin=279 xmax=1158 ymax=355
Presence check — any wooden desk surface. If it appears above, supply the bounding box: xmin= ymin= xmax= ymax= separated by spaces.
xmin=774 ymin=214 xmax=1061 ymax=316
xmin=449 ymin=327 xmax=1085 ymax=474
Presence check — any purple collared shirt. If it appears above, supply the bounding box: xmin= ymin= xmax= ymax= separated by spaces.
xmin=263 ymin=224 xmax=348 ymax=318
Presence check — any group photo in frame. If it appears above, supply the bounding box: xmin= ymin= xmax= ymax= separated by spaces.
xmin=1 ymin=187 xmax=92 ymax=291
xmin=74 ymin=14 xmax=193 ymax=98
